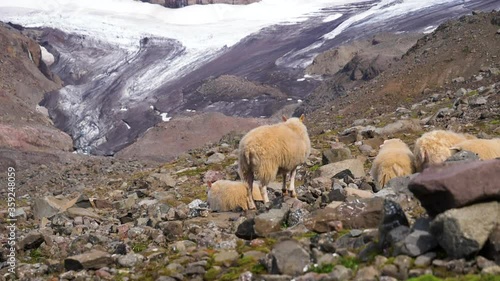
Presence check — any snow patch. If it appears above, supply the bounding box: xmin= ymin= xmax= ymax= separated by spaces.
xmin=160 ymin=112 xmax=172 ymax=122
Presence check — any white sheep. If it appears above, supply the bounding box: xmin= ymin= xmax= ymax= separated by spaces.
xmin=451 ymin=138 xmax=500 ymax=160
xmin=206 ymin=180 xmax=263 ymax=212
xmin=413 ymin=130 xmax=476 ymax=171
xmin=370 ymin=138 xmax=416 ymax=188
xmin=238 ymin=115 xmax=311 ymax=209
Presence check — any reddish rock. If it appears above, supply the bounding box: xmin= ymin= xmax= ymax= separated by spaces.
xmin=303 ymin=197 xmax=384 ymax=233
xmin=408 ymin=159 xmax=500 ymax=216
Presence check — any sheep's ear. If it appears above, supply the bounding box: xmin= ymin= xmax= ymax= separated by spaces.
xmin=282 ymin=115 xmax=288 ymax=122
xmin=299 ymin=114 xmax=305 ymax=122
xmin=207 ymin=181 xmax=212 ymax=189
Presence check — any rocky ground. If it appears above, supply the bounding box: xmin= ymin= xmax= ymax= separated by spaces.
xmin=1 ymin=9 xmax=500 ymax=281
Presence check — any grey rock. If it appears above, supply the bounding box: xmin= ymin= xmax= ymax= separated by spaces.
xmin=452 ymin=77 xmax=465 ymax=83
xmin=64 ymin=250 xmax=113 ymax=270
xmin=148 ymin=173 xmax=176 ymax=188
xmin=271 ymin=239 xmax=310 ymax=276
xmin=157 ymin=221 xmax=184 ymax=242
xmin=482 ymin=265 xmax=500 ymax=275
xmin=206 ymin=152 xmax=225 ymax=164
xmin=445 ymin=150 xmax=480 ymax=162
xmin=18 ymin=231 xmax=45 ymax=250
xmin=257 ymin=274 xmax=293 ymax=281
xmin=254 ymin=207 xmax=289 ymax=237
xmin=414 ymin=252 xmax=437 ymax=267
xmin=354 ymin=266 xmax=380 ymax=281
xmin=32 ymin=197 xmax=64 ymax=219
xmin=483 ymin=224 xmax=500 ymax=264
xmin=393 ymin=255 xmax=412 ymax=280
xmin=322 ymin=187 xmax=347 ymax=204
xmin=322 ymin=147 xmax=352 ymax=165
xmin=214 ymin=250 xmax=239 ymax=265
xmin=328 ymin=265 xmax=353 ymax=281
xmin=470 ymin=96 xmax=488 ymax=107
xmin=374 ymin=119 xmax=421 ymax=136
xmin=386 ymin=225 xmax=411 ymax=252
xmin=155 ymin=277 xmax=178 ymax=281
xmin=400 ymin=230 xmax=438 ymax=257
xmin=430 ymin=201 xmax=499 ymax=259
xmin=380 ymin=277 xmax=399 ymax=281
xmin=381 ymin=264 xmax=399 ymax=279
xmin=476 ymin=256 xmax=497 ymax=270
xmin=287 ymin=207 xmax=309 ymax=227
xmin=455 ymin=88 xmax=467 ymax=97
xmin=379 ymin=200 xmax=409 ymax=249
xmin=235 ymin=218 xmax=257 ymax=240
xmin=117 ymin=253 xmax=144 ymax=268
xmin=65 ymin=207 xmax=100 ymax=219
xmin=317 ymin=159 xmax=365 ymax=179
xmin=184 ymin=262 xmax=207 ymax=275
xmin=310 ymin=177 xmax=333 ymax=192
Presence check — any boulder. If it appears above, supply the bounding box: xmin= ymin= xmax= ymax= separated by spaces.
xmin=430 ymin=201 xmax=500 ymax=259
xmin=317 ymin=159 xmax=366 ymax=179
xmin=304 ymin=197 xmax=384 ymax=233
xmin=409 ymin=160 xmax=500 ymax=216
xmin=271 ymin=239 xmax=310 ymax=276
xmin=64 ymin=250 xmax=113 ymax=271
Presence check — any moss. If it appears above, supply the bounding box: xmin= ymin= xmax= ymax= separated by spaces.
xmin=176 ymin=166 xmax=209 ymax=177
xmin=309 ymin=263 xmax=334 ymax=274
xmin=237 ymin=255 xmax=256 ymax=266
xmin=251 ymin=263 xmax=267 ymax=274
xmin=407 ymin=275 xmax=500 ymax=281
xmin=309 ymin=164 xmax=321 ymax=172
xmin=466 ymin=90 xmax=478 ymax=97
xmin=489 ymin=119 xmax=500 ymax=125
xmin=296 ymin=232 xmax=318 ymax=239
xmin=204 ymin=268 xmax=221 ymax=281
xmin=132 ymin=242 xmax=148 ymax=253
xmin=339 ymin=256 xmax=359 ymax=270
xmin=27 ymin=248 xmax=44 ymax=263
xmin=407 ymin=275 xmax=443 ymax=281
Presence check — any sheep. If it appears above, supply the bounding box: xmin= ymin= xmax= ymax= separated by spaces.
xmin=206 ymin=180 xmax=264 ymax=212
xmin=450 ymin=138 xmax=500 ymax=160
xmin=413 ymin=130 xmax=476 ymax=171
xmin=238 ymin=114 xmax=311 ymax=210
xmin=370 ymin=138 xmax=416 ymax=188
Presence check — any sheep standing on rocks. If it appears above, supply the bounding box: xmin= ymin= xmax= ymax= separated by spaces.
xmin=238 ymin=115 xmax=311 ymax=210
xmin=413 ymin=130 xmax=476 ymax=171
xmin=370 ymin=138 xmax=416 ymax=188
xmin=206 ymin=180 xmax=263 ymax=212
xmin=451 ymin=138 xmax=500 ymax=160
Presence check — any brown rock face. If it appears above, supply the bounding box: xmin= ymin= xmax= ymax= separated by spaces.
xmin=116 ymin=112 xmax=266 ymax=162
xmin=408 ymin=160 xmax=500 ymax=217
xmin=0 ymin=23 xmax=71 ymax=154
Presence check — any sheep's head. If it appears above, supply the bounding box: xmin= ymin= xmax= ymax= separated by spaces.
xmin=282 ymin=114 xmax=305 ymax=122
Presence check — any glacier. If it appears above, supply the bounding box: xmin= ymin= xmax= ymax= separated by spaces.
xmin=0 ymin=0 xmax=499 ymax=155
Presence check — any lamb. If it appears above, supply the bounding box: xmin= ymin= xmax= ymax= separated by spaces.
xmin=206 ymin=180 xmax=264 ymax=212
xmin=413 ymin=130 xmax=476 ymax=171
xmin=370 ymin=138 xmax=416 ymax=188
xmin=450 ymin=138 xmax=500 ymax=160
xmin=238 ymin=114 xmax=311 ymax=210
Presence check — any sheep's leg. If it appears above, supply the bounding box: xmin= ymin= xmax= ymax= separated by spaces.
xmin=246 ymin=174 xmax=256 ymax=210
xmin=281 ymin=171 xmax=288 ymax=196
xmin=288 ymin=168 xmax=298 ymax=198
xmin=260 ymin=184 xmax=270 ymax=204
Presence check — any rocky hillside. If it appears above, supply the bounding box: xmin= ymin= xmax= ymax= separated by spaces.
xmin=1 ymin=9 xmax=500 ymax=281
xmin=0 ymin=23 xmax=72 ymax=155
